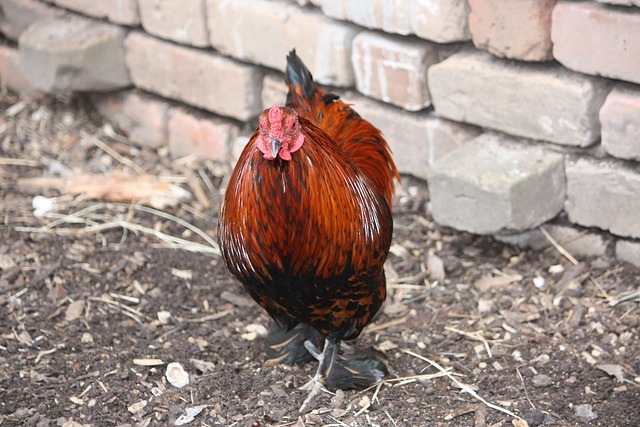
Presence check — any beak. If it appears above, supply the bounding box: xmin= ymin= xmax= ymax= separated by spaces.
xmin=270 ymin=138 xmax=282 ymax=158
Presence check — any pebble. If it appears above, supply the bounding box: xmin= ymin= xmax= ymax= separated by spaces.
xmin=533 ymin=374 xmax=552 ymax=387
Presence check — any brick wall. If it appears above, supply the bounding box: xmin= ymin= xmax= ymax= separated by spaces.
xmin=1 ymin=0 xmax=639 ymax=267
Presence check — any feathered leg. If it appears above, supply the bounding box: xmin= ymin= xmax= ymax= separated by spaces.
xmin=265 ymin=323 xmax=324 ymax=366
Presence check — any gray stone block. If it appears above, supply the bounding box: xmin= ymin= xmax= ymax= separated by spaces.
xmin=19 ymin=15 xmax=131 ymax=94
xmin=565 ymin=158 xmax=640 ymax=239
xmin=0 ymin=0 xmax=64 ymax=41
xmin=428 ymin=49 xmax=612 ymax=146
xmin=427 ymin=132 xmax=565 ymax=234
xmin=616 ymin=240 xmax=640 ymax=268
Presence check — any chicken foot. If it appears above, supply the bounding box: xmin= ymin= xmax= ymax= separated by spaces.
xmin=298 ymin=338 xmax=338 ymax=413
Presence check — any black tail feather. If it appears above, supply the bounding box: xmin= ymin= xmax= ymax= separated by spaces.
xmin=285 ymin=49 xmax=316 ymax=104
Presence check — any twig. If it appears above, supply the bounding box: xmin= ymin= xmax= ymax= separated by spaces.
xmin=405 ymin=350 xmax=523 ymax=421
xmin=445 ymin=326 xmax=493 ymax=358
xmin=515 ymin=367 xmax=536 ymax=410
xmin=589 ymin=277 xmax=612 ymax=303
xmin=354 ymin=381 xmax=384 ymax=417
xmin=85 ymin=134 xmax=144 ymax=174
xmin=539 ymin=226 xmax=578 ymax=265
xmin=0 ymin=158 xmax=39 ymax=166
xmin=365 ymin=315 xmax=409 ymax=334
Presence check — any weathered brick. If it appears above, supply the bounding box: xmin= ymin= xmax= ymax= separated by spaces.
xmin=616 ymin=239 xmax=640 ymax=269
xmin=468 ymin=0 xmax=556 ymax=61
xmin=19 ymin=15 xmax=130 ymax=94
xmin=428 ymin=49 xmax=611 ymax=146
xmin=0 ymin=44 xmax=43 ymax=98
xmin=347 ymin=93 xmax=480 ymax=180
xmin=552 ymin=2 xmax=640 ymax=85
xmin=565 ymin=158 xmax=640 ymax=239
xmin=599 ymin=84 xmax=640 ymax=162
xmin=0 ymin=0 xmax=64 ymax=41
xmin=168 ymin=107 xmax=239 ymax=161
xmin=51 ymin=0 xmax=140 ymax=25
xmin=138 ymin=0 xmax=209 ymax=47
xmin=496 ymin=225 xmax=612 ymax=258
xmin=125 ymin=32 xmax=263 ymax=121
xmin=427 ymin=132 xmax=565 ymax=234
xmin=261 ymin=73 xmax=287 ymax=111
xmin=93 ymin=90 xmax=170 ymax=149
xmin=206 ymin=0 xmax=359 ymax=86
xmin=351 ymin=31 xmax=439 ymax=111
xmin=594 ymin=1 xmax=640 ymax=11
xmin=321 ymin=0 xmax=470 ymax=43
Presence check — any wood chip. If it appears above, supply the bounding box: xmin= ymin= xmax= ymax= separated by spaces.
xmin=133 ymin=358 xmax=165 ymax=366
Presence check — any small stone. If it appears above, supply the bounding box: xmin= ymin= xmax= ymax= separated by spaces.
xmin=574 ymin=404 xmax=597 ymax=422
xmin=533 ymin=374 xmax=552 ymax=387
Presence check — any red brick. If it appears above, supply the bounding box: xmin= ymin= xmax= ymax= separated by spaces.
xmin=468 ymin=0 xmax=556 ymax=61
xmin=51 ymin=0 xmax=140 ymax=25
xmin=552 ymin=2 xmax=640 ymax=85
xmin=321 ymin=0 xmax=470 ymax=43
xmin=206 ymin=0 xmax=359 ymax=87
xmin=599 ymin=84 xmax=640 ymax=161
xmin=125 ymin=32 xmax=263 ymax=121
xmin=352 ymin=31 xmax=440 ymax=111
xmin=93 ymin=90 xmax=171 ymax=149
xmin=168 ymin=107 xmax=239 ymax=161
xmin=428 ymin=49 xmax=611 ymax=146
xmin=138 ymin=0 xmax=209 ymax=47
xmin=0 ymin=0 xmax=64 ymax=41
xmin=0 ymin=44 xmax=43 ymax=98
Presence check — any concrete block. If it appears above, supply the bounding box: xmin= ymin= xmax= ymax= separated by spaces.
xmin=595 ymin=0 xmax=640 ymax=6
xmin=616 ymin=240 xmax=640 ymax=268
xmin=138 ymin=0 xmax=209 ymax=47
xmin=565 ymin=158 xmax=640 ymax=239
xmin=428 ymin=49 xmax=611 ymax=146
xmin=206 ymin=0 xmax=359 ymax=86
xmin=552 ymin=1 xmax=640 ymax=85
xmin=168 ymin=107 xmax=239 ymax=161
xmin=599 ymin=84 xmax=640 ymax=161
xmin=51 ymin=0 xmax=140 ymax=25
xmin=93 ymin=90 xmax=171 ymax=149
xmin=348 ymin=93 xmax=480 ymax=180
xmin=468 ymin=0 xmax=556 ymax=61
xmin=351 ymin=31 xmax=439 ymax=111
xmin=0 ymin=0 xmax=64 ymax=41
xmin=19 ymin=15 xmax=130 ymax=94
xmin=427 ymin=132 xmax=565 ymax=234
xmin=495 ymin=224 xmax=612 ymax=258
xmin=125 ymin=32 xmax=263 ymax=121
xmin=261 ymin=72 xmax=287 ymax=111
xmin=321 ymin=0 xmax=471 ymax=43
xmin=0 ymin=44 xmax=44 ymax=98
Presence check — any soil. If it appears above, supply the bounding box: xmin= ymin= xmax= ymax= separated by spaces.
xmin=0 ymin=91 xmax=639 ymax=427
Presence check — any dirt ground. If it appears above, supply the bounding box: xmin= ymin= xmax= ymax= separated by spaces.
xmin=1 ymin=91 xmax=639 ymax=427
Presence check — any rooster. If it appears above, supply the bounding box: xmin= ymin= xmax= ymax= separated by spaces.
xmin=218 ymin=50 xmax=399 ymax=409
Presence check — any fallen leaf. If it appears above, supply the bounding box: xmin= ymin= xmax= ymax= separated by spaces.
xmin=65 ymin=299 xmax=85 ymax=322
xmin=596 ymin=364 xmax=625 ymax=382
xmin=190 ymin=358 xmax=215 ymax=373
